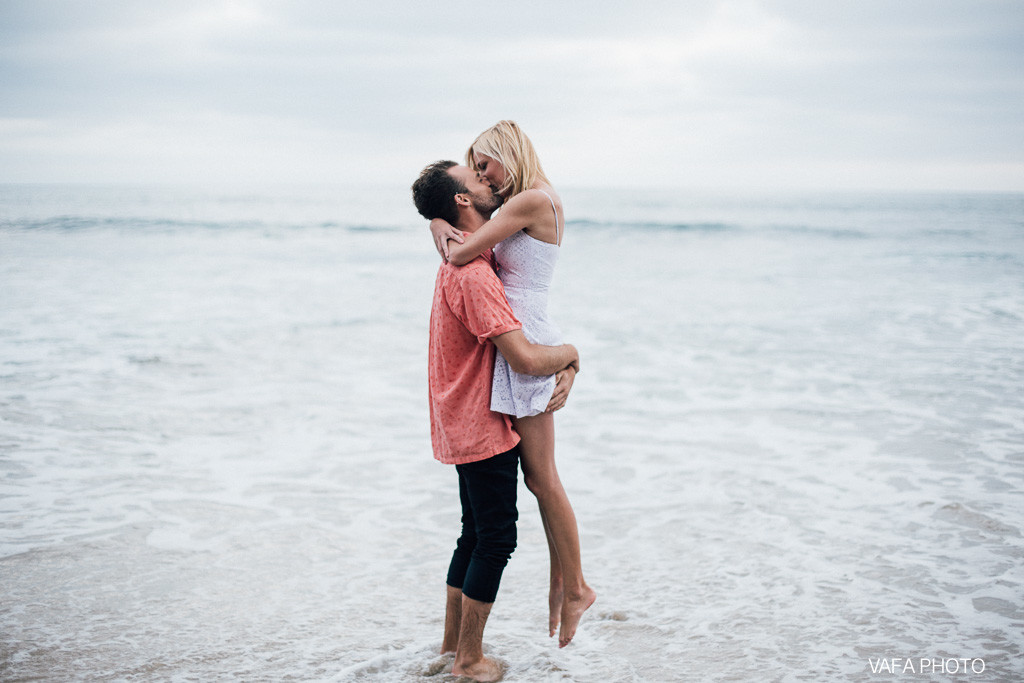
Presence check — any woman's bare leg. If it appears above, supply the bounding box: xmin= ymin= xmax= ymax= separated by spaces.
xmin=538 ymin=507 xmax=563 ymax=637
xmin=514 ymin=413 xmax=596 ymax=647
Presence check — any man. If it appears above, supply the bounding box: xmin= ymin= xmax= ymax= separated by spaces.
xmin=412 ymin=160 xmax=579 ymax=681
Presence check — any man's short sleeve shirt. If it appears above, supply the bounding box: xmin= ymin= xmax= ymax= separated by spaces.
xmin=428 ymin=252 xmax=522 ymax=464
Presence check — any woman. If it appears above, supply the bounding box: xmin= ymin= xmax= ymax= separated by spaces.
xmin=430 ymin=120 xmax=596 ymax=648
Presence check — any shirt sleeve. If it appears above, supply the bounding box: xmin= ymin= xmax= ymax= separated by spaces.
xmin=447 ymin=263 xmax=521 ymax=344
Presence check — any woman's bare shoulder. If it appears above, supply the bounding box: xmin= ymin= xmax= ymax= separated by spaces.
xmin=508 ymin=186 xmax=560 ymax=213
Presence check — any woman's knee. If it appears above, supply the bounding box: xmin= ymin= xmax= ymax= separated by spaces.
xmin=524 ymin=468 xmax=562 ymax=500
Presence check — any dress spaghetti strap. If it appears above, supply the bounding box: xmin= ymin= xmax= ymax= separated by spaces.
xmin=537 ymin=189 xmax=561 ymax=246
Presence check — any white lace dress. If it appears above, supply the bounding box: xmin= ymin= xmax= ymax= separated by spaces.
xmin=490 ymin=191 xmax=563 ymax=418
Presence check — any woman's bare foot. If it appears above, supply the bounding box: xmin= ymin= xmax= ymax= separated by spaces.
xmin=548 ymin=578 xmax=564 ymax=638
xmin=558 ymin=585 xmax=597 ymax=648
xmin=451 ymin=655 xmax=505 ymax=682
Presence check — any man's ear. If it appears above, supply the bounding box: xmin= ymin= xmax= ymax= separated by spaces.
xmin=453 ymin=193 xmax=471 ymax=208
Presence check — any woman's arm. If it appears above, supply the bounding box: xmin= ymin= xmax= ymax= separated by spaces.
xmin=429 ymin=219 xmax=464 ymax=260
xmin=445 ymin=191 xmax=549 ymax=266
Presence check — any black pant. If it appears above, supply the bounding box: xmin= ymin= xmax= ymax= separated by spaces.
xmin=446 ymin=446 xmax=520 ymax=603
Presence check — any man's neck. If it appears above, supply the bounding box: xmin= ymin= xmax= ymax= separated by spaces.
xmin=455 ymin=210 xmax=490 ymax=234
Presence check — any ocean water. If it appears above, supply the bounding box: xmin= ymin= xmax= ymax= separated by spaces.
xmin=1 ymin=183 xmax=1022 ymax=682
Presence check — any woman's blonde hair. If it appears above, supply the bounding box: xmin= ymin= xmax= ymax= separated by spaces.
xmin=466 ymin=120 xmax=549 ymax=199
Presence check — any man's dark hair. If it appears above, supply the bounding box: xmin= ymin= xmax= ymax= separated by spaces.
xmin=412 ymin=160 xmax=466 ymax=225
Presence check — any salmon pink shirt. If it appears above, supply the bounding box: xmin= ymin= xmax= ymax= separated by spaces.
xmin=428 ymin=251 xmax=522 ymax=464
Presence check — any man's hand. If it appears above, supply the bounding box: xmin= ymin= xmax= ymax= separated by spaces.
xmin=430 ymin=218 xmax=464 ymax=261
xmin=545 ymin=366 xmax=577 ymax=413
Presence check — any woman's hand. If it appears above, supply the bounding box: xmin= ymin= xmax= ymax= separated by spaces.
xmin=545 ymin=366 xmax=577 ymax=413
xmin=430 ymin=218 xmax=464 ymax=261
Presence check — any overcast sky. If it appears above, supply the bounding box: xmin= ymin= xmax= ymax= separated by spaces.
xmin=1 ymin=0 xmax=1022 ymax=191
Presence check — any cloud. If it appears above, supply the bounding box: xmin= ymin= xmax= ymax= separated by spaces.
xmin=1 ymin=0 xmax=1022 ymax=190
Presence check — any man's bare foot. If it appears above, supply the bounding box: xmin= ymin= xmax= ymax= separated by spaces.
xmin=548 ymin=578 xmax=564 ymax=638
xmin=558 ymin=585 xmax=597 ymax=648
xmin=422 ymin=653 xmax=454 ymax=676
xmin=452 ymin=654 xmax=505 ymax=682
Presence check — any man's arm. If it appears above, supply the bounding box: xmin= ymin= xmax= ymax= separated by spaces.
xmin=491 ymin=329 xmax=579 ymax=377
xmin=544 ymin=366 xmax=577 ymax=412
